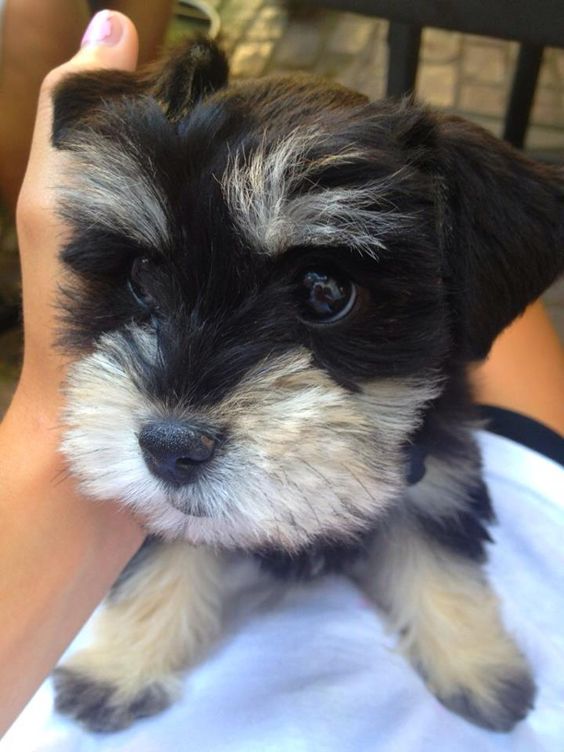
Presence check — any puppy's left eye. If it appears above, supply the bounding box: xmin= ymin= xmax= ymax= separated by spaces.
xmin=299 ymin=270 xmax=357 ymax=324
xmin=128 ymin=257 xmax=159 ymax=312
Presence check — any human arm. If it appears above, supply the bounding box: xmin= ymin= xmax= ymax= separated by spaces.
xmin=0 ymin=13 xmax=145 ymax=734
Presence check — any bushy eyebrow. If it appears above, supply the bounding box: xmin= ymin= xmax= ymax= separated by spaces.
xmin=56 ymin=131 xmax=171 ymax=252
xmin=221 ymin=128 xmax=416 ymax=258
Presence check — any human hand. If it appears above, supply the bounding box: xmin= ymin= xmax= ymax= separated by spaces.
xmin=14 ymin=10 xmax=139 ymax=422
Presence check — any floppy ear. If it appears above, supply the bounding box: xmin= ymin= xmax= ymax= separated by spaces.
xmin=436 ymin=115 xmax=564 ymax=360
xmin=52 ymin=36 xmax=228 ymax=147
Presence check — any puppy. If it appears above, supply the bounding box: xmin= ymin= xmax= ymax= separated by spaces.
xmin=50 ymin=38 xmax=563 ymax=733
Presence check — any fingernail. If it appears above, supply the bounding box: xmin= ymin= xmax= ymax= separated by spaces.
xmin=81 ymin=10 xmax=123 ymax=48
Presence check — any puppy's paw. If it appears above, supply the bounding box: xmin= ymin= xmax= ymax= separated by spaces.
xmin=53 ymin=667 xmax=174 ymax=733
xmin=429 ymin=662 xmax=536 ymax=732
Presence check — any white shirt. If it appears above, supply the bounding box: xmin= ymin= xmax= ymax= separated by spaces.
xmin=3 ymin=431 xmax=563 ymax=751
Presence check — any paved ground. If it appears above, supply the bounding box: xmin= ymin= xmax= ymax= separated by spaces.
xmin=1 ymin=0 xmax=563 ymax=411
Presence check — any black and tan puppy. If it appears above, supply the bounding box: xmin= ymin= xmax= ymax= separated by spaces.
xmin=50 ymin=38 xmax=563 ymax=733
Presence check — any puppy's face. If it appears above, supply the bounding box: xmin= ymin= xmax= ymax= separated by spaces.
xmin=53 ymin=41 xmax=563 ymax=550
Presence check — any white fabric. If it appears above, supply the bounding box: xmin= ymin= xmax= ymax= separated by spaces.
xmin=3 ymin=430 xmax=563 ymax=751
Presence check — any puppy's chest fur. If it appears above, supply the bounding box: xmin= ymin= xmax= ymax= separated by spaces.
xmin=252 ymin=401 xmax=494 ymax=581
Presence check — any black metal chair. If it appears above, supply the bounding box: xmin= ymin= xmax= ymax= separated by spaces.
xmin=302 ymin=0 xmax=564 ymax=148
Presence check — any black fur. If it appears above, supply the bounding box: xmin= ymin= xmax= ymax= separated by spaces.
xmin=53 ymin=668 xmax=172 ymax=733
xmin=48 ymin=36 xmax=564 ymax=736
xmin=439 ymin=670 xmax=536 ymax=732
xmin=437 ymin=118 xmax=564 ymax=359
xmin=254 ymin=532 xmax=373 ymax=580
xmin=52 ymin=36 xmax=227 ymax=147
xmin=52 ymin=38 xmax=563 ymax=571
xmin=414 ymin=480 xmax=494 ymax=563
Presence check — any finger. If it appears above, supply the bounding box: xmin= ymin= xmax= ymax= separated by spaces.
xmin=27 ymin=11 xmax=138 ymax=178
xmin=17 ymin=10 xmax=138 ymax=244
xmin=15 ymin=11 xmax=139 ymax=373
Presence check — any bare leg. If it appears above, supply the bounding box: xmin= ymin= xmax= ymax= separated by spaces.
xmin=54 ymin=542 xmax=223 ymax=732
xmin=471 ymin=300 xmax=564 ymax=435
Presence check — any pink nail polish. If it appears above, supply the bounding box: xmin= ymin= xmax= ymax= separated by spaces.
xmin=81 ymin=10 xmax=123 ymax=48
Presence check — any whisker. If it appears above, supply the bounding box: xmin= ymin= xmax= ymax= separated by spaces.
xmin=339 ymin=463 xmax=381 ymax=516
xmin=301 ymin=461 xmax=351 ymax=523
xmin=279 ymin=470 xmax=317 ymax=536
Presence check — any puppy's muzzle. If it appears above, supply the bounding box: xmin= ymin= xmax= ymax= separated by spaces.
xmin=138 ymin=421 xmax=216 ymax=487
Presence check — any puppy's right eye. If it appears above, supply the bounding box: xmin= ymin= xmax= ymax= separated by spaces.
xmin=128 ymin=257 xmax=158 ymax=312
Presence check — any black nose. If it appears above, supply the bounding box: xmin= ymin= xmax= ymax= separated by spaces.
xmin=138 ymin=421 xmax=216 ymax=486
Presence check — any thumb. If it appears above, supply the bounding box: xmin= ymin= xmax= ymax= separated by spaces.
xmin=74 ymin=10 xmax=139 ymax=72
xmin=27 ymin=11 xmax=138 ymax=166
xmin=16 ymin=10 xmax=139 ymax=347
